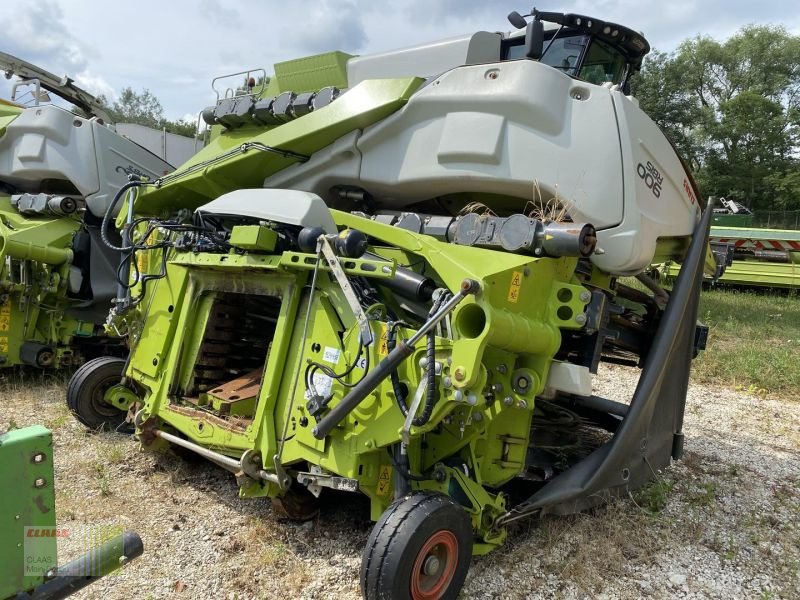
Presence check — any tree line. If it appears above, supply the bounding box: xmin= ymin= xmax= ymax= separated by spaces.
xmin=631 ymin=25 xmax=800 ymax=213
xmin=97 ymin=87 xmax=199 ymax=138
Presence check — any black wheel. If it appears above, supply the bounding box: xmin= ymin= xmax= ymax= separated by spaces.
xmin=67 ymin=356 xmax=131 ymax=432
xmin=361 ymin=493 xmax=473 ymax=600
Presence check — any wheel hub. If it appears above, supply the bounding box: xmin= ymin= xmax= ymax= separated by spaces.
xmin=411 ymin=530 xmax=459 ymax=600
xmin=422 ymin=554 xmax=440 ymax=576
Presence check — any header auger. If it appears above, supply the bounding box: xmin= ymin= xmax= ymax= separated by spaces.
xmin=67 ymin=9 xmax=716 ymax=599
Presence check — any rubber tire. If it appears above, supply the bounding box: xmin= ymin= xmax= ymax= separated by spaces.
xmin=67 ymin=356 xmax=132 ymax=433
xmin=360 ymin=493 xmax=473 ymax=600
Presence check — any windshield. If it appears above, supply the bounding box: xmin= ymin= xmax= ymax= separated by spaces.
xmin=503 ymin=31 xmax=630 ymax=86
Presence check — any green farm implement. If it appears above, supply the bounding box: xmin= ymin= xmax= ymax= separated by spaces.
xmin=0 ymin=53 xmax=176 ymax=368
xmin=67 ymin=9 xmax=716 ymax=598
xmin=0 ymin=425 xmax=143 ymax=599
xmin=661 ymin=198 xmax=800 ymax=289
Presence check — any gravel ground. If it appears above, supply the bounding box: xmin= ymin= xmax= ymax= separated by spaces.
xmin=2 ymin=364 xmax=798 ymax=599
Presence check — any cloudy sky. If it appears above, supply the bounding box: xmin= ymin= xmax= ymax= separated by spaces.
xmin=1 ymin=0 xmax=798 ymax=122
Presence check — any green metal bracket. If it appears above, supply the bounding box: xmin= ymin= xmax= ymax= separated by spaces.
xmin=104 ymin=384 xmax=139 ymax=411
xmin=0 ymin=426 xmax=56 ymax=597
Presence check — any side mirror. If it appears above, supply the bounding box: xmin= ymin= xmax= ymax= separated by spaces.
xmin=507 ymin=11 xmax=528 ymax=29
xmin=525 ymin=19 xmax=545 ymax=60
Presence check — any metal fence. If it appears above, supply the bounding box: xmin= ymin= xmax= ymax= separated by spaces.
xmin=752 ymin=210 xmax=800 ymax=230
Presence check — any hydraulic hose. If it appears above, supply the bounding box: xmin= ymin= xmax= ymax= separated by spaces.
xmin=312 ymin=279 xmax=479 ymax=439
xmin=389 ymin=295 xmax=444 ymax=427
xmin=101 ymin=180 xmax=144 ymax=252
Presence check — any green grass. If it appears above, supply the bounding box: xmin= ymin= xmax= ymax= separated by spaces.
xmin=692 ymin=287 xmax=800 ymax=398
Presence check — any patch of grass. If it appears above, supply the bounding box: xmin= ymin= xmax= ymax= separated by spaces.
xmin=691 ymin=288 xmax=800 ymax=399
xmin=688 ymin=482 xmax=718 ymax=507
xmin=93 ymin=462 xmax=113 ymax=497
xmin=634 ymin=479 xmax=675 ymax=514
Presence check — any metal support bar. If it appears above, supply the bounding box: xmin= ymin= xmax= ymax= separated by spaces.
xmin=312 ymin=279 xmax=480 ymax=439
xmin=19 ymin=531 xmax=144 ymax=600
xmin=319 ymin=235 xmax=373 ymax=345
xmin=152 ymin=429 xmax=282 ymax=485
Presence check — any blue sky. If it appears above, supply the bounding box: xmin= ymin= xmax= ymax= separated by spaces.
xmin=1 ymin=0 xmax=797 ymax=122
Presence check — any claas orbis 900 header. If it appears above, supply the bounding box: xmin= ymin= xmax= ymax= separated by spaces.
xmin=67 ymin=9 xmax=716 ymax=599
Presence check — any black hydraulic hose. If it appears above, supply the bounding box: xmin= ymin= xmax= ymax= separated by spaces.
xmin=101 ymin=180 xmax=144 ymax=252
xmin=387 ymin=325 xmax=411 ymax=415
xmin=311 ymin=279 xmax=479 ymax=440
xmin=389 ymin=294 xmax=444 ymax=426
xmin=415 ymin=329 xmax=438 ymax=426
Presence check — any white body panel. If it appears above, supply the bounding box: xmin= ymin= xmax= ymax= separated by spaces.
xmin=198 ymin=189 xmax=337 ymax=234
xmin=0 ymin=105 xmax=173 ymax=217
xmin=347 ymin=32 xmax=502 ymax=87
xmin=115 ymin=123 xmax=203 ymax=168
xmin=266 ymin=59 xmax=700 ymax=275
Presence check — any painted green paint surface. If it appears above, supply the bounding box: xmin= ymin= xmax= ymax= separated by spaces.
xmin=132 ymin=77 xmax=422 ymax=215
xmin=126 ymin=207 xmax=591 ymax=547
xmin=272 ymin=51 xmax=352 ymax=93
xmin=0 ymin=426 xmax=56 ymax=597
xmin=665 ymin=258 xmax=800 ymax=288
xmin=0 ymin=197 xmax=90 ymax=367
xmin=0 ymin=102 xmax=21 ymax=136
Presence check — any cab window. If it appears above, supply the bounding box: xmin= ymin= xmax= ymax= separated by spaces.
xmin=579 ymin=38 xmax=627 ymax=85
xmin=503 ymin=31 xmax=628 ymax=86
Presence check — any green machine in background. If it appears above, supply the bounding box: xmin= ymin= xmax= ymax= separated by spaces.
xmin=661 ymin=198 xmax=800 ymax=288
xmin=0 ymin=53 xmax=176 ymax=369
xmin=68 ymin=8 xmax=718 ymax=599
xmin=0 ymin=425 xmax=143 ymax=599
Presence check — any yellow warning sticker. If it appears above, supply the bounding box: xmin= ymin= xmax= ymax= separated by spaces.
xmin=376 ymin=465 xmax=392 ymax=496
xmin=378 ymin=327 xmax=389 ymax=356
xmin=507 ymin=271 xmax=523 ymax=304
xmin=0 ymin=300 xmax=9 ymax=353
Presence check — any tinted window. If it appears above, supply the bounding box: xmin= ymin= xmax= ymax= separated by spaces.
xmin=579 ymin=38 xmax=627 ymax=85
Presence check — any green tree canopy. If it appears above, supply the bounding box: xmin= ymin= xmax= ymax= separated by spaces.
xmin=632 ymin=25 xmax=800 ymax=212
xmin=97 ymin=87 xmax=198 ymax=138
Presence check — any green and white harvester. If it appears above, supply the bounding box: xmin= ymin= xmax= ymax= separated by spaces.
xmin=61 ymin=9 xmax=719 ymax=599
xmin=0 ymin=52 xmax=179 ymax=369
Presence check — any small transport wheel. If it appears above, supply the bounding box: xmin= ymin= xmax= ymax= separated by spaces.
xmin=361 ymin=492 xmax=473 ymax=600
xmin=67 ymin=356 xmax=132 ymax=432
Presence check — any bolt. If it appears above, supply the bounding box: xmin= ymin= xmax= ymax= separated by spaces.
xmin=453 ymin=390 xmax=464 ymax=402
xmin=580 ymin=290 xmax=592 ymax=302
xmin=443 ymin=376 xmax=452 ymax=389
xmin=517 ymin=399 xmax=528 ymax=409
xmin=454 ymin=367 xmax=466 ymax=381
xmin=423 ymin=555 xmax=441 ymax=575
xmin=491 ymin=383 xmax=504 ymax=393
xmin=419 ymin=357 xmax=429 ymax=368
xmin=467 ymin=393 xmax=478 ymax=406
xmin=575 ymin=313 xmax=587 ymax=325
xmin=34 ymin=478 xmax=46 ymax=488
xmin=496 ymin=364 xmax=508 ymax=374
xmin=32 ymin=453 xmax=45 ymax=463
xmin=473 ymin=412 xmax=483 ymax=422
xmin=503 ymin=396 xmax=514 ymax=406
xmin=364 ymin=439 xmax=374 ymax=449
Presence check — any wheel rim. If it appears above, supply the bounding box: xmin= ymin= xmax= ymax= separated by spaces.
xmin=410 ymin=529 xmax=458 ymax=600
xmin=90 ymin=373 xmax=124 ymax=419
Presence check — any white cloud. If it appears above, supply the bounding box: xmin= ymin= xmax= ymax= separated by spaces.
xmin=282 ymin=0 xmax=368 ymax=53
xmin=4 ymin=0 xmax=92 ymax=74
xmin=199 ymin=0 xmax=241 ymax=28
xmin=74 ymin=69 xmax=116 ymax=101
